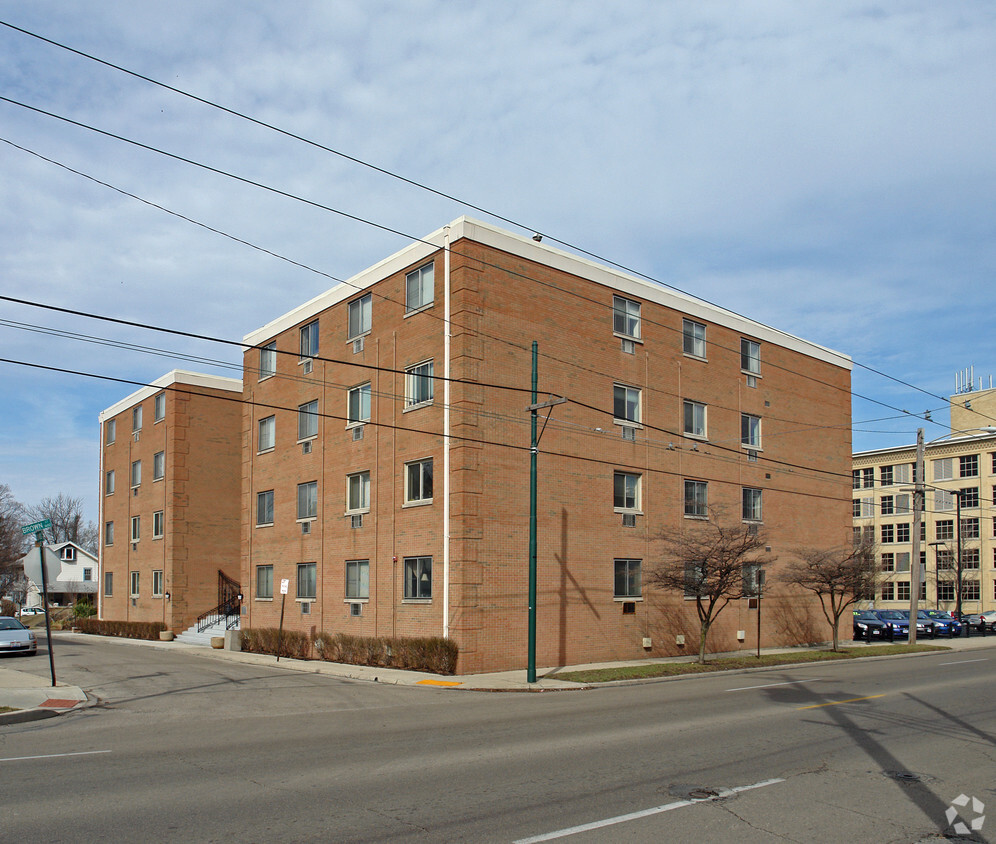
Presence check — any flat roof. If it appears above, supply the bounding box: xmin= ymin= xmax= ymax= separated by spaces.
xmin=243 ymin=216 xmax=852 ymax=370
xmin=853 ymin=430 xmax=996 ymax=460
xmin=98 ymin=370 xmax=242 ymax=422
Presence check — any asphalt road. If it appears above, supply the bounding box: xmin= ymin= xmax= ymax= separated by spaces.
xmin=2 ymin=636 xmax=994 ymax=842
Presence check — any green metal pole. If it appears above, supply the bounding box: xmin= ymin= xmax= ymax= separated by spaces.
xmin=528 ymin=341 xmax=538 ymax=683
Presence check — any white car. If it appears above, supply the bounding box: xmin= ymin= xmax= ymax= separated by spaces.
xmin=0 ymin=617 xmax=38 ymax=655
xmin=18 ymin=607 xmax=46 ymax=617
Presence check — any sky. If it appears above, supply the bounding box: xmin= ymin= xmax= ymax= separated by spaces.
xmin=1 ymin=1 xmax=994 ymax=525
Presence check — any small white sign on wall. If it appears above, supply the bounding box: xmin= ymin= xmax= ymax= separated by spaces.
xmin=280 ymin=578 xmax=289 ymax=595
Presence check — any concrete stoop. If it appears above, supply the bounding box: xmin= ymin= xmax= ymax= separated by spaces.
xmin=174 ymin=620 xmax=238 ymax=647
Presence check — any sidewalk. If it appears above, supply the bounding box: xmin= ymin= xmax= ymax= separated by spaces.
xmin=2 ymin=629 xmax=993 ymax=725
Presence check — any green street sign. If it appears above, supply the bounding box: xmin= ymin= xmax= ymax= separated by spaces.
xmin=21 ymin=518 xmax=52 ymax=536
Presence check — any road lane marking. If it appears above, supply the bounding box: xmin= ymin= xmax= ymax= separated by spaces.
xmin=797 ymin=694 xmax=885 ymax=710
xmin=0 ymin=750 xmax=111 ymax=763
xmin=416 ymin=679 xmax=463 ymax=686
xmin=937 ymin=659 xmax=988 ymax=666
xmin=726 ymin=679 xmax=822 ymax=692
xmin=513 ymin=778 xmax=785 ymax=843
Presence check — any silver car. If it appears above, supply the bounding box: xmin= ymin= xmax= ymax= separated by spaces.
xmin=0 ymin=616 xmax=38 ymax=656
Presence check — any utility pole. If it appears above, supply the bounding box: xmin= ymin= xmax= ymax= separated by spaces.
xmin=954 ymin=489 xmax=963 ymax=634
xmin=909 ymin=428 xmax=924 ymax=646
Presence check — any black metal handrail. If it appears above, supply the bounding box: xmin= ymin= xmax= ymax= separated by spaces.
xmin=196 ymin=570 xmax=242 ymax=633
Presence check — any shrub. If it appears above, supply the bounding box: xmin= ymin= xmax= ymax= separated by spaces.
xmin=0 ymin=599 xmax=15 ymax=617
xmin=73 ymin=600 xmax=97 ymax=619
xmin=74 ymin=618 xmax=166 ymax=640
xmin=240 ymin=627 xmax=312 ymax=660
xmin=314 ymin=632 xmax=459 ymax=675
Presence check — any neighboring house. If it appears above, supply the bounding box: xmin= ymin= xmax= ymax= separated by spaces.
xmin=853 ymin=385 xmax=996 ymax=615
xmin=18 ymin=541 xmax=98 ymax=607
xmin=239 ymin=216 xmax=853 ymax=673
xmin=97 ymin=370 xmax=243 ymax=632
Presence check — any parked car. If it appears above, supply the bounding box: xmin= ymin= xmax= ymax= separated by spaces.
xmin=870 ymin=610 xmax=910 ymax=638
xmin=922 ymin=610 xmax=963 ymax=635
xmin=0 ymin=616 xmax=38 ymax=656
xmin=894 ymin=609 xmax=939 ymax=637
xmin=963 ymin=611 xmax=996 ymax=632
xmin=18 ymin=607 xmax=46 ymax=617
xmin=853 ymin=610 xmax=890 ymax=640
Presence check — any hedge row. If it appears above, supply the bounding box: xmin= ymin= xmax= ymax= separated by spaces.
xmin=240 ymin=627 xmax=312 ymax=660
xmin=74 ymin=618 xmax=166 ymax=640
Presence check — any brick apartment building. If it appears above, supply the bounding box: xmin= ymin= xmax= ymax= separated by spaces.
xmin=98 ymin=370 xmax=242 ymax=631
xmin=239 ymin=217 xmax=853 ymax=673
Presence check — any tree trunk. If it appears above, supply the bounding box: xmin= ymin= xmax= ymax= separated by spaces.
xmin=698 ymin=622 xmax=710 ymax=664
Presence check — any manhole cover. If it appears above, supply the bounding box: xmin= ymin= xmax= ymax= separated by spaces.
xmin=688 ymin=789 xmax=720 ymax=800
xmin=886 ymin=771 xmax=921 ymax=783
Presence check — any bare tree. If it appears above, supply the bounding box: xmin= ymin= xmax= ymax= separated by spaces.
xmin=0 ymin=484 xmax=28 ymax=600
xmin=780 ymin=539 xmax=877 ymax=652
xmin=26 ymin=493 xmax=98 ymax=555
xmin=648 ymin=517 xmax=775 ymax=664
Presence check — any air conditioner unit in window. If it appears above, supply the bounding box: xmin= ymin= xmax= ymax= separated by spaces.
xmin=746 ymin=375 xmax=758 ymax=388
xmin=621 ymin=426 xmax=636 ymax=441
xmin=747 ymin=450 xmax=758 ymax=462
xmin=350 ymin=602 xmax=362 ymax=617
xmin=747 ymin=523 xmax=759 ymax=536
xmin=353 ymin=337 xmax=364 ymax=354
xmin=133 ymin=431 xmax=140 ymax=442
xmin=302 ymin=440 xmax=313 ymax=454
xmin=301 ymin=602 xmax=311 ymax=615
xmin=352 ymin=425 xmax=364 ymax=441
xmin=351 ymin=514 xmax=363 ymax=529
xmin=622 ymin=513 xmax=636 ymax=527
xmin=302 ymin=358 xmax=313 ymax=374
xmin=621 ymin=338 xmax=635 ymax=355
xmin=301 ymin=521 xmax=311 ymax=535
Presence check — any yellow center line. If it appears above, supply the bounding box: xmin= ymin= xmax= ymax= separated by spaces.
xmin=797 ymin=694 xmax=886 ymax=710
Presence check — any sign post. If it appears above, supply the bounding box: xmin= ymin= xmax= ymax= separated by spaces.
xmin=21 ymin=519 xmax=56 ymax=687
xmin=276 ymin=578 xmax=289 ymax=662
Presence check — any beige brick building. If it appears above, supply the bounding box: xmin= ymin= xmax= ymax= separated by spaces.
xmin=853 ymin=388 xmax=996 ymax=615
xmin=240 ymin=217 xmax=853 ymax=673
xmin=98 ymin=370 xmax=242 ymax=631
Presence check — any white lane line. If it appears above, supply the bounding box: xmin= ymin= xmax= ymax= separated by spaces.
xmin=0 ymin=750 xmax=112 ymax=763
xmin=937 ymin=658 xmax=988 ymax=666
xmin=725 ymin=679 xmax=822 ymax=692
xmin=513 ymin=777 xmax=785 ymax=843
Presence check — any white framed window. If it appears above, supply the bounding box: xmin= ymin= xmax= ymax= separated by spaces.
xmin=347 ymin=383 xmax=371 ymax=425
xmin=297 ymin=481 xmax=318 ymax=520
xmin=153 ymin=510 xmax=164 ymax=539
xmin=153 ymin=451 xmax=165 ymax=481
xmin=130 ymin=460 xmax=141 ymax=488
xmin=684 ymin=479 xmax=708 ymax=517
xmin=933 ymin=458 xmax=953 ymax=482
xmin=741 ymin=338 xmax=761 ymax=375
xmin=132 ymin=405 xmax=143 ymax=431
xmin=683 ymin=400 xmax=707 ymax=438
xmin=299 ymin=320 xmax=319 ymax=359
xmin=104 ymin=521 xmax=114 ymax=546
xmin=405 ymin=458 xmax=433 ymax=505
xmin=130 ymin=570 xmax=140 ymax=597
xmin=105 ymin=419 xmax=116 ymax=444
xmin=742 ymin=487 xmax=762 ymax=522
xmin=346 ymin=559 xmax=370 ymax=600
xmin=404 ymin=556 xmax=432 ymax=600
xmin=614 ymin=558 xmax=642 ymax=599
xmin=741 ymin=414 xmax=761 ymax=449
xmin=405 ymin=262 xmax=434 ymax=313
xmin=682 ymin=319 xmax=706 ymax=358
xmin=613 ymin=471 xmax=641 ymax=512
xmin=257 ymin=490 xmax=274 ymax=526
xmin=258 ymin=415 xmax=275 ymax=452
xmin=105 ymin=470 xmax=115 ymax=496
xmin=348 ymin=293 xmax=372 ymax=339
xmin=346 ymin=472 xmax=370 ymax=514
xmin=82 ymin=567 xmax=92 ymax=582
xmin=256 ymin=564 xmax=273 ymax=599
xmin=154 ymin=392 xmax=166 ymax=422
xmin=297 ymin=562 xmax=317 ymax=600
xmin=405 ymin=360 xmax=434 ymax=409
xmin=130 ymin=516 xmax=141 ymax=542
xmin=613 ymin=384 xmax=641 ymax=426
xmin=612 ymin=296 xmax=641 ymax=340
xmin=259 ymin=341 xmax=276 ymax=380
xmin=298 ymin=400 xmax=319 ymax=441
xmin=152 ymin=570 xmax=164 ymax=598
xmin=104 ymin=571 xmax=113 ymax=597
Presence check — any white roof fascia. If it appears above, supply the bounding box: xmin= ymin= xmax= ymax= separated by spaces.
xmin=243 ymin=216 xmax=851 ymax=370
xmin=853 ymin=431 xmax=996 ymax=460
xmin=99 ymin=369 xmax=242 ymax=422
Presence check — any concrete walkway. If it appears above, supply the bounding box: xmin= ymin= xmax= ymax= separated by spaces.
xmin=2 ymin=629 xmax=993 ymax=725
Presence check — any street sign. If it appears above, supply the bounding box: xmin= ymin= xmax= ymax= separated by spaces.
xmin=21 ymin=518 xmax=52 ymax=536
xmin=280 ymin=579 xmax=289 ymax=595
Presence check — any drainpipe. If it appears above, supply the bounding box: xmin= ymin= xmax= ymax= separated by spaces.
xmin=443 ymin=226 xmax=451 ymax=639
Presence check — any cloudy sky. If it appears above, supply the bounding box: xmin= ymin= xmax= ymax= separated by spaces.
xmin=1 ymin=1 xmax=994 ymax=523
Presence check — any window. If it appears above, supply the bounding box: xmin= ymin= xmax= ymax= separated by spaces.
xmin=347 ymin=383 xmax=371 ymax=425
xmin=105 ymin=419 xmax=116 ymax=444
xmin=405 ymin=360 xmax=434 ymax=409
xmin=256 ymin=565 xmax=273 ymax=599
xmin=895 ymin=552 xmax=910 ymax=572
xmin=682 ymin=319 xmax=706 ymax=357
xmin=741 ymin=414 xmax=761 ymax=449
xmin=297 ymin=563 xmax=316 ymax=600
xmin=613 ymin=471 xmax=641 ymax=512
xmin=132 ymin=405 xmax=143 ymax=431
xmin=992 ymin=452 xmax=996 ymax=474
xmin=879 ymin=495 xmax=893 ymax=516
xmin=683 ymin=400 xmax=707 ymax=438
xmin=612 ymin=296 xmax=641 ymax=339
xmin=105 ymin=470 xmax=115 ymax=496
xmin=131 ymin=459 xmax=141 ymax=488
xmin=153 ymin=510 xmax=164 ymax=539
xmin=852 ymin=468 xmax=874 ymax=489
xmin=298 ymin=400 xmax=319 ymax=440
xmin=684 ymin=561 xmax=705 ymax=598
xmin=297 ymin=482 xmax=318 ymax=520
xmin=153 ymin=451 xmax=165 ymax=481
xmin=897 ymin=581 xmax=910 ymax=601
xmin=937 ymin=581 xmax=955 ymax=601
xmin=853 ymin=498 xmax=873 ymax=518
xmin=963 ymin=548 xmax=980 ymax=569
xmin=936 ymin=520 xmax=954 ymax=540
xmin=104 ymin=571 xmax=113 ymax=597
xmin=299 ymin=320 xmax=319 ymax=359
xmin=259 ymin=341 xmax=276 ymax=380
xmin=963 ymin=580 xmax=980 ymax=601
xmin=896 ymin=523 xmax=910 ymax=543
xmin=935 ymin=489 xmax=955 ymax=511
xmin=130 ymin=516 xmax=140 ymax=542
xmin=881 ymin=524 xmax=894 ymax=544
xmin=104 ymin=521 xmax=114 ymax=546
xmin=152 ymin=570 xmax=164 ymax=598
xmin=936 ymin=549 xmax=954 ymax=570
xmin=614 ymin=559 xmax=642 ymax=599
xmin=742 ymin=488 xmax=762 ymax=522
xmin=83 ymin=568 xmax=92 ymax=582
xmin=130 ymin=571 xmax=140 ymax=597
xmin=895 ymin=464 xmax=911 ymax=484
xmin=684 ymin=479 xmax=708 ymax=517
xmin=61 ymin=546 xmax=76 ymax=561
xmin=933 ymin=458 xmax=953 ymax=481
xmin=405 ymin=459 xmax=433 ymax=505
xmin=881 ymin=553 xmax=894 ymax=572
xmin=959 ymin=487 xmax=979 ymax=508
xmin=405 ymin=262 xmax=434 ymax=312
xmin=959 ymin=454 xmax=979 ymax=478
xmin=256 ymin=490 xmax=274 ymax=526
xmin=961 ymin=517 xmax=980 ymax=539
xmin=154 ymin=393 xmax=165 ymax=422
xmin=348 ymin=294 xmax=372 ymax=339
xmin=880 ymin=465 xmax=894 ymax=487
xmin=613 ymin=384 xmax=641 ymax=425
xmin=741 ymin=338 xmax=761 ymax=375
xmin=346 ymin=560 xmax=370 ymax=599
xmin=258 ymin=415 xmax=275 ymax=452
xmin=404 ymin=556 xmax=432 ymax=599
xmin=894 ymin=494 xmax=911 ymax=514
xmin=880 ymin=582 xmax=895 ymax=601
xmin=346 ymin=472 xmax=370 ymax=513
